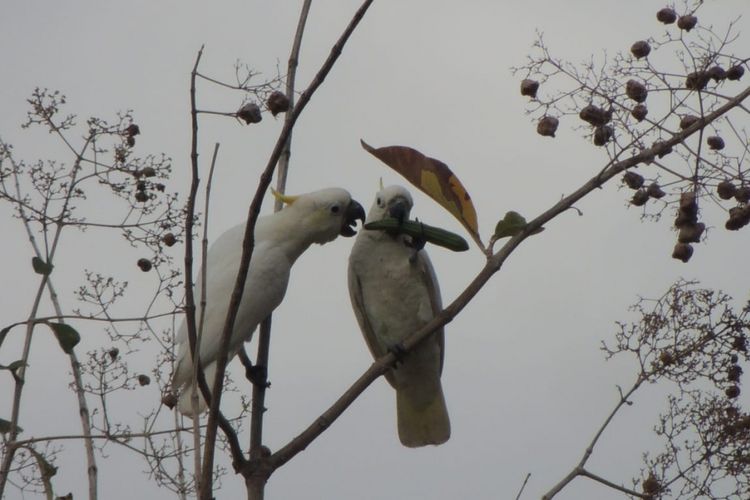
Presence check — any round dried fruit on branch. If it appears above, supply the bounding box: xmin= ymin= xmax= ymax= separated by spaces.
xmin=141 ymin=166 xmax=156 ymax=178
xmin=536 ymin=116 xmax=559 ymax=137
xmin=674 ymin=210 xmax=697 ymax=229
xmin=686 ymin=71 xmax=710 ymax=90
xmin=108 ymin=348 xmax=119 ymax=361
xmin=579 ymin=104 xmax=609 ymax=126
xmin=726 ymin=385 xmax=741 ymax=399
xmin=717 ymin=181 xmax=736 ymax=200
xmin=630 ymin=40 xmax=651 ymax=59
xmin=659 ymin=351 xmax=675 ymax=366
xmin=734 ymin=186 xmax=750 ymax=203
xmin=162 ymin=233 xmax=177 ymax=247
xmin=631 ymin=104 xmax=648 ymax=122
xmin=642 ymin=473 xmax=660 ymax=494
xmin=137 ymin=374 xmax=151 ymax=386
xmin=237 ymin=102 xmax=262 ymax=124
xmin=733 ymin=335 xmax=747 ymax=352
xmin=647 ymin=182 xmax=666 ymax=199
xmin=626 ymin=79 xmax=648 ymax=103
xmin=162 ymin=393 xmax=178 ymax=409
xmin=631 ymin=189 xmax=649 ymax=206
xmin=707 ymin=136 xmax=725 ymax=150
xmin=672 ymin=242 xmax=693 ymax=262
xmin=124 ymin=124 xmax=140 ymax=137
xmin=728 ymin=364 xmax=743 ymax=382
xmin=520 ymin=79 xmax=540 ymax=98
xmin=679 ymin=191 xmax=698 ymax=216
xmin=727 ymin=65 xmax=745 ymax=81
xmin=652 ymin=140 xmax=673 ymax=158
xmin=725 ymin=206 xmax=750 ymax=231
xmin=135 ymin=191 xmax=149 ymax=203
xmin=266 ymin=91 xmax=290 ymax=116
xmin=707 ymin=66 xmax=727 ymax=82
xmin=656 ymin=8 xmax=677 ymax=24
xmin=593 ymin=125 xmax=613 ymax=146
xmin=137 ymin=258 xmax=152 ymax=272
xmin=126 ymin=135 xmax=136 ymax=147
xmin=136 ymin=180 xmax=147 ymax=192
xmin=678 ymin=222 xmax=705 ymax=243
xmin=680 ymin=114 xmax=700 ymax=130
xmin=677 ymin=14 xmax=697 ymax=31
xmin=623 ymin=171 xmax=645 ymax=189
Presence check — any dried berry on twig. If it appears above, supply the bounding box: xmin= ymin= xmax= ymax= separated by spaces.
xmin=520 ymin=79 xmax=540 ymax=98
xmin=537 ymin=116 xmax=559 ymax=137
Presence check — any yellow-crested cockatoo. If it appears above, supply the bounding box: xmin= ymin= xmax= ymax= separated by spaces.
xmin=348 ymin=184 xmax=450 ymax=447
xmin=173 ymin=187 xmax=365 ymax=415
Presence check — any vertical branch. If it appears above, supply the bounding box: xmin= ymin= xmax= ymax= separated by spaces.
xmin=247 ymin=0 xmax=313 ymax=480
xmin=184 ymin=44 xmax=206 ymax=498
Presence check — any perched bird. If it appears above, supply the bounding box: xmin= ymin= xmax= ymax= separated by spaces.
xmin=173 ymin=187 xmax=365 ymax=415
xmin=348 ymin=185 xmax=450 ymax=447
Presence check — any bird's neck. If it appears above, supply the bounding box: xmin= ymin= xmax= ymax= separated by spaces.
xmin=259 ymin=209 xmax=318 ymax=264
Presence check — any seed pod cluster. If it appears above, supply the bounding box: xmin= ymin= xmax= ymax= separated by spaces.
xmin=630 ymin=40 xmax=651 ymax=59
xmin=593 ymin=125 xmax=613 ymax=146
xmin=631 ymin=189 xmax=649 ymax=207
xmin=642 ymin=473 xmax=660 ymax=495
xmin=537 ymin=116 xmax=559 ymax=137
xmin=727 ymin=65 xmax=745 ymax=81
xmin=631 ymin=104 xmax=648 ymax=122
xmin=647 ymin=182 xmax=666 ymax=199
xmin=162 ymin=233 xmax=177 ymax=247
xmin=686 ymin=71 xmax=710 ymax=91
xmin=656 ymin=8 xmax=677 ymax=24
xmin=677 ymin=15 xmax=698 ymax=31
xmin=707 ymin=136 xmax=725 ymax=150
xmin=725 ymin=205 xmax=750 ymax=231
xmin=520 ymin=79 xmax=540 ymax=98
xmin=679 ymin=114 xmax=699 ymax=130
xmin=623 ymin=171 xmax=644 ymax=190
xmin=237 ymin=102 xmax=262 ymax=124
xmin=672 ymin=192 xmax=700 ymax=262
xmin=626 ymin=79 xmax=648 ymax=103
xmin=717 ymin=180 xmax=736 ymax=200
xmin=137 ymin=258 xmax=153 ymax=272
xmin=707 ymin=66 xmax=727 ymax=82
xmin=578 ymin=104 xmax=611 ymax=126
xmin=266 ymin=91 xmax=290 ymax=116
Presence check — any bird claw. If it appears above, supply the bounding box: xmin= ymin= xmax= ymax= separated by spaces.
xmin=388 ymin=342 xmax=408 ymax=366
xmin=246 ymin=363 xmax=270 ymax=388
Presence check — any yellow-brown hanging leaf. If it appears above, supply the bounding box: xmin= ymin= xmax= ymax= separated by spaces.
xmin=361 ymin=140 xmax=480 ymax=242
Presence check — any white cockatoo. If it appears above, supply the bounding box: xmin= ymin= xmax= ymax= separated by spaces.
xmin=172 ymin=187 xmax=365 ymax=415
xmin=348 ymin=184 xmax=450 ymax=447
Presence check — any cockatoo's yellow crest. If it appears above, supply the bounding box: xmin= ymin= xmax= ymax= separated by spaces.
xmin=271 ymin=187 xmax=299 ymax=205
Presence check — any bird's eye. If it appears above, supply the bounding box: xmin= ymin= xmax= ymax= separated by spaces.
xmin=330 ymin=204 xmax=340 ymax=214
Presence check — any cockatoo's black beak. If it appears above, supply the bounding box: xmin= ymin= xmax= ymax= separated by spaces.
xmin=387 ymin=198 xmax=409 ymax=224
xmin=341 ymin=199 xmax=366 ymax=237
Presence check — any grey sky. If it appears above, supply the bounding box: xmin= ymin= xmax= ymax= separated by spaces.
xmin=1 ymin=1 xmax=749 ymax=499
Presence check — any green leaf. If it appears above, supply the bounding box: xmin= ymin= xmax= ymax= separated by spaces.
xmin=494 ymin=211 xmax=544 ymax=239
xmin=32 ymin=256 xmax=54 ymax=275
xmin=0 ymin=326 xmax=10 ymax=349
xmin=29 ymin=448 xmax=58 ymax=479
xmin=0 ymin=417 xmax=23 ymax=435
xmin=47 ymin=323 xmax=81 ymax=354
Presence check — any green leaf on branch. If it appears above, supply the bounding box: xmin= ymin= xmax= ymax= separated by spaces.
xmin=47 ymin=322 xmax=80 ymax=354
xmin=0 ymin=326 xmax=10 ymax=349
xmin=0 ymin=418 xmax=23 ymax=435
xmin=32 ymin=256 xmax=54 ymax=275
xmin=494 ymin=211 xmax=544 ymax=239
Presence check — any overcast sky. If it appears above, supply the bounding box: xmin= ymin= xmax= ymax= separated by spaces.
xmin=1 ymin=1 xmax=749 ymax=499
